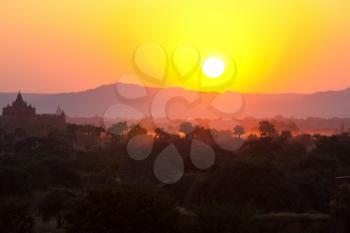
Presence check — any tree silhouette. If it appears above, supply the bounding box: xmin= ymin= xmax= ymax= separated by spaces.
xmin=65 ymin=186 xmax=179 ymax=233
xmin=280 ymin=130 xmax=293 ymax=142
xmin=154 ymin=128 xmax=171 ymax=143
xmin=179 ymin=122 xmax=194 ymax=137
xmin=233 ymin=125 xmax=245 ymax=138
xmin=127 ymin=124 xmax=147 ymax=140
xmin=0 ymin=199 xmax=34 ymax=233
xmin=38 ymin=188 xmax=76 ymax=229
xmin=108 ymin=121 xmax=128 ymax=138
xmin=258 ymin=121 xmax=277 ymax=138
xmin=0 ymin=168 xmax=31 ymax=197
xmin=330 ymin=184 xmax=350 ymax=232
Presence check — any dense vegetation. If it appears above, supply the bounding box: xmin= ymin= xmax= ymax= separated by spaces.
xmin=0 ymin=121 xmax=349 ymax=233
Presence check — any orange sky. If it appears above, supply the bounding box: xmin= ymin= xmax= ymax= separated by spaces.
xmin=0 ymin=0 xmax=350 ymax=93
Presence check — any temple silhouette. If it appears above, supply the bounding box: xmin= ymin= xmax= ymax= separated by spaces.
xmin=0 ymin=91 xmax=66 ymax=137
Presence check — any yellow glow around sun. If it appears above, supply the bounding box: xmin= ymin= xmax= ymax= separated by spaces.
xmin=1 ymin=0 xmax=350 ymax=93
xmin=202 ymin=57 xmax=225 ymax=78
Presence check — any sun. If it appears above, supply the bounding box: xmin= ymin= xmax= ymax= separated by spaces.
xmin=202 ymin=57 xmax=225 ymax=78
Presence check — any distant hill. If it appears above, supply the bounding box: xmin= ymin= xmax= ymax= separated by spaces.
xmin=1 ymin=84 xmax=350 ymax=118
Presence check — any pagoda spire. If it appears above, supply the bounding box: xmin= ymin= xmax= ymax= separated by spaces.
xmin=13 ymin=90 xmax=26 ymax=106
xmin=56 ymin=104 xmax=63 ymax=115
xmin=16 ymin=91 xmax=24 ymax=102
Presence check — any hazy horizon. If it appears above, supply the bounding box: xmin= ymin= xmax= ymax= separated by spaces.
xmin=1 ymin=82 xmax=350 ymax=119
xmin=1 ymin=81 xmax=350 ymax=95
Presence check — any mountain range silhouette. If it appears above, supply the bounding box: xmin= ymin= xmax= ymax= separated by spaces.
xmin=1 ymin=83 xmax=350 ymax=118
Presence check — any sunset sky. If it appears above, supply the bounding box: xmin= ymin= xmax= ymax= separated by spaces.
xmin=1 ymin=0 xmax=350 ymax=93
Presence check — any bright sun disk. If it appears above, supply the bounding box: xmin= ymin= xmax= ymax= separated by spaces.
xmin=202 ymin=57 xmax=225 ymax=78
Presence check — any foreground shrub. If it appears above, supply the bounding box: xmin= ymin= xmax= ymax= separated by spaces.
xmin=65 ymin=186 xmax=180 ymax=233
